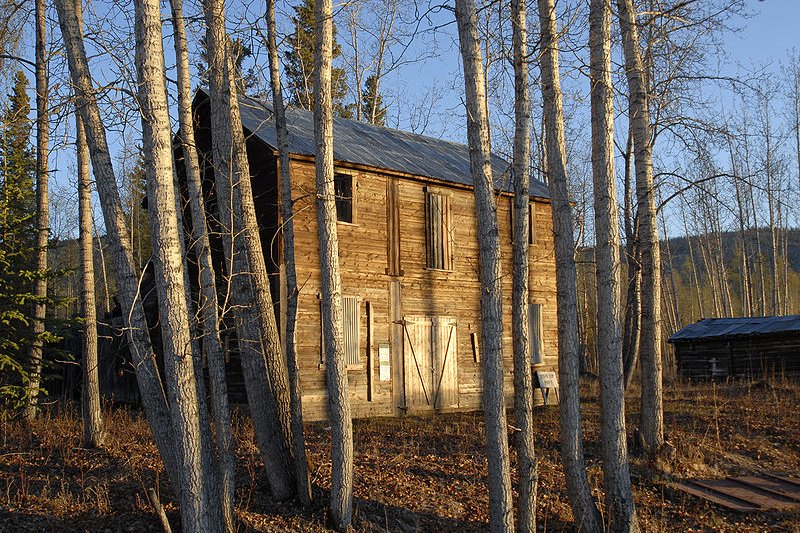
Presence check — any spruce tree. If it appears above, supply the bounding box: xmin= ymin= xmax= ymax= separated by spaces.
xmin=0 ymin=71 xmax=38 ymax=409
xmin=362 ymin=75 xmax=386 ymax=126
xmin=284 ymin=0 xmax=351 ymax=117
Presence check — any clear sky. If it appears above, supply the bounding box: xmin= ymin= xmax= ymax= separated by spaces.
xmin=725 ymin=0 xmax=799 ymax=67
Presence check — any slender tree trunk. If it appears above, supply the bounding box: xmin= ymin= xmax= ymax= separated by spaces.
xmin=454 ymin=1 xmax=515 ymax=530
xmin=590 ymin=0 xmax=639 ymax=530
xmin=54 ymin=0 xmax=181 ymax=490
xmin=77 ymin=109 xmax=104 ymax=448
xmin=537 ymin=0 xmax=603 ymax=529
xmin=622 ymin=130 xmax=641 ymax=391
xmin=511 ymin=0 xmax=536 ymax=529
xmin=202 ymin=0 xmax=297 ymax=500
xmin=617 ymin=0 xmax=664 ymax=455
xmin=24 ymin=0 xmax=49 ymax=421
xmin=170 ymin=0 xmax=235 ymax=526
xmin=265 ymin=0 xmax=312 ymax=507
xmin=133 ymin=0 xmax=212 ymax=528
xmin=315 ymin=0 xmax=354 ymax=528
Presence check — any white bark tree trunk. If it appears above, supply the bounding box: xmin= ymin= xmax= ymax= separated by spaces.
xmin=314 ymin=0 xmax=354 ymax=528
xmin=133 ymin=0 xmax=210 ymax=528
xmin=24 ymin=0 xmax=49 ymax=421
xmin=590 ymin=1 xmax=639 ymax=530
xmin=265 ymin=0 xmax=312 ymax=507
xmin=54 ymin=0 xmax=181 ymax=490
xmin=77 ymin=107 xmax=104 ymax=448
xmin=510 ymin=0 xmax=536 ymax=529
xmin=202 ymin=0 xmax=297 ymax=500
xmin=170 ymin=0 xmax=235 ymax=526
xmin=617 ymin=0 xmax=664 ymax=455
xmin=537 ymin=0 xmax=603 ymax=529
xmin=454 ymin=0 xmax=514 ymax=530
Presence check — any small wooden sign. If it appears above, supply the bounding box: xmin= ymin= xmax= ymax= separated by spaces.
xmin=534 ymin=371 xmax=559 ymax=405
xmin=379 ymin=343 xmax=391 ymax=382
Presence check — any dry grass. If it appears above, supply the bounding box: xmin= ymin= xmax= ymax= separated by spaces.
xmin=1 ymin=379 xmax=799 ymax=532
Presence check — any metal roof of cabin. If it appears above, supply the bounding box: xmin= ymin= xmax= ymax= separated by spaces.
xmin=232 ymin=93 xmax=551 ymax=199
xmin=668 ymin=315 xmax=800 ymax=342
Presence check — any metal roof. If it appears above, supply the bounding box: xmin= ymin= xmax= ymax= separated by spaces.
xmin=668 ymin=315 xmax=800 ymax=342
xmin=230 ymin=92 xmax=551 ymax=199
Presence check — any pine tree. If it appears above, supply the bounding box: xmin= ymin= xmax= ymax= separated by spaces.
xmin=0 ymin=71 xmax=38 ymax=409
xmin=284 ymin=0 xmax=351 ymax=117
xmin=362 ymin=74 xmax=386 ymax=126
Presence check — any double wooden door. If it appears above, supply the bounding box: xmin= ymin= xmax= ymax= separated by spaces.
xmin=402 ymin=315 xmax=458 ymax=410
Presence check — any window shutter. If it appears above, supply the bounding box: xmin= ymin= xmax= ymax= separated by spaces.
xmin=529 ymin=303 xmax=544 ymax=364
xmin=425 ymin=190 xmax=453 ymax=270
xmin=342 ymin=296 xmax=360 ymax=365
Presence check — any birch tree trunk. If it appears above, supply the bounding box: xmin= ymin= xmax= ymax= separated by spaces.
xmin=54 ymin=0 xmax=181 ymax=489
xmin=315 ymin=0 xmax=354 ymax=528
xmin=77 ymin=102 xmax=104 ymax=449
xmin=537 ymin=0 xmax=603 ymax=529
xmin=617 ymin=0 xmax=664 ymax=455
xmin=265 ymin=0 xmax=312 ymax=507
xmin=590 ymin=2 xmax=638 ymax=529
xmin=454 ymin=1 xmax=514 ymax=530
xmin=170 ymin=0 xmax=235 ymax=525
xmin=510 ymin=0 xmax=536 ymax=529
xmin=24 ymin=0 xmax=49 ymax=421
xmin=133 ymin=0 xmax=211 ymax=528
xmin=202 ymin=0 xmax=297 ymax=500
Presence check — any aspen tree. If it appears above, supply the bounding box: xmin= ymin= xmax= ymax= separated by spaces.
xmin=23 ymin=0 xmax=49 ymax=421
xmin=314 ymin=0 xmax=354 ymax=527
xmin=133 ymin=0 xmax=212 ymax=527
xmin=590 ymin=0 xmax=639 ymax=530
xmin=537 ymin=0 xmax=603 ymax=528
xmin=54 ymin=0 xmax=181 ymax=488
xmin=617 ymin=0 xmax=664 ymax=455
xmin=510 ymin=0 xmax=536 ymax=528
xmin=202 ymin=0 xmax=297 ymax=500
xmin=454 ymin=0 xmax=514 ymax=529
xmin=266 ymin=0 xmax=312 ymax=507
xmin=170 ymin=0 xmax=235 ymax=525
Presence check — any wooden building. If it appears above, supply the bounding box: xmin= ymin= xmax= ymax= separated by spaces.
xmin=669 ymin=316 xmax=800 ymax=380
xmin=189 ymin=91 xmax=559 ymax=421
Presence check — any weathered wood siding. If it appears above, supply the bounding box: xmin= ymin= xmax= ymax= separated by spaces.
xmin=674 ymin=335 xmax=800 ymax=380
xmin=285 ymin=156 xmax=558 ymax=421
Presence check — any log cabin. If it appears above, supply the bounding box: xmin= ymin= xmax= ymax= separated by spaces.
xmin=669 ymin=315 xmax=800 ymax=380
xmin=187 ymin=90 xmax=559 ymax=421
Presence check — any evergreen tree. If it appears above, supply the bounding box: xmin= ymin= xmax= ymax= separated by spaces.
xmin=0 ymin=71 xmax=38 ymax=409
xmin=122 ymin=157 xmax=152 ymax=268
xmin=197 ymin=34 xmax=258 ymax=96
xmin=362 ymin=74 xmax=386 ymax=126
xmin=284 ymin=0 xmax=351 ymax=117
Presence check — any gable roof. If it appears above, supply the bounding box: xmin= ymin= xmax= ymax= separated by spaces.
xmin=668 ymin=315 xmax=800 ymax=342
xmin=202 ymin=90 xmax=550 ymax=199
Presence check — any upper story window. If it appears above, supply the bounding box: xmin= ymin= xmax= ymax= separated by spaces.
xmin=334 ymin=173 xmax=354 ymax=223
xmin=425 ymin=189 xmax=454 ymax=270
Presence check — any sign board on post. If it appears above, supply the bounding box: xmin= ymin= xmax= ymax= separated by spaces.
xmin=534 ymin=370 xmax=559 ymax=405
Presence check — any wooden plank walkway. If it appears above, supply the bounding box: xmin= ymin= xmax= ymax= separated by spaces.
xmin=674 ymin=475 xmax=800 ymax=512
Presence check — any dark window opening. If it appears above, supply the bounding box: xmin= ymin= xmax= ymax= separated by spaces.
xmin=335 ymin=173 xmax=353 ymax=223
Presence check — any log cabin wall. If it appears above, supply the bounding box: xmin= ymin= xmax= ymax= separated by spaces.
xmin=284 ymin=155 xmax=558 ymax=422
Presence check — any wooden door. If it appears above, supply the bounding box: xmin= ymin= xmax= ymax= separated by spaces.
xmin=403 ymin=316 xmax=458 ymax=410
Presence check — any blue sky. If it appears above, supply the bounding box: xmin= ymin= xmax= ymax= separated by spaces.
xmin=9 ymin=0 xmax=799 ymax=238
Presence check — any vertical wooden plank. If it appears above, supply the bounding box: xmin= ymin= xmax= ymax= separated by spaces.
xmin=434 ymin=318 xmax=458 ymax=409
xmin=390 ymin=281 xmax=403 ymax=412
xmin=366 ymin=300 xmax=373 ymax=401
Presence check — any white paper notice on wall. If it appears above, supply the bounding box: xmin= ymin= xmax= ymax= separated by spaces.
xmin=379 ymin=343 xmax=391 ymax=381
